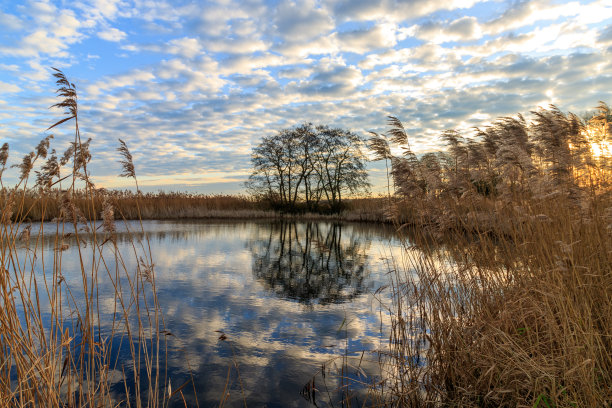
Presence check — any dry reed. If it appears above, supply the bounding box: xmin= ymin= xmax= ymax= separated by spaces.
xmin=363 ymin=104 xmax=612 ymax=407
xmin=0 ymin=69 xmax=184 ymax=407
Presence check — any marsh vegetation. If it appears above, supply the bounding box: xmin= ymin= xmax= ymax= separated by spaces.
xmin=0 ymin=70 xmax=169 ymax=407
xmin=360 ymin=104 xmax=612 ymax=407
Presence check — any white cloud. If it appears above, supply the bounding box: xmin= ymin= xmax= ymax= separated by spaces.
xmin=0 ymin=11 xmax=23 ymax=30
xmin=166 ymin=37 xmax=202 ymax=58
xmin=334 ymin=24 xmax=397 ymax=53
xmin=98 ymin=27 xmax=127 ymax=42
xmin=484 ymin=0 xmax=612 ymax=35
xmin=278 ymin=67 xmax=314 ymax=79
xmin=329 ymin=0 xmax=484 ymax=22
xmin=0 ymin=2 xmax=84 ymax=58
xmin=274 ymin=0 xmax=335 ymax=42
xmin=204 ymin=37 xmax=268 ymax=54
xmin=0 ymin=81 xmax=21 ymax=93
xmin=412 ymin=16 xmax=482 ymax=43
xmin=0 ymin=63 xmax=20 ymax=72
xmin=87 ymin=0 xmax=123 ymax=20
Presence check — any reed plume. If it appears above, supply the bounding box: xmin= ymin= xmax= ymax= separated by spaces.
xmin=117 ymin=139 xmax=136 ymax=179
xmin=0 ymin=68 xmax=175 ymax=408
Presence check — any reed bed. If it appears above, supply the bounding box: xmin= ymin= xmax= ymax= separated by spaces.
xmin=0 ymin=69 xmax=182 ymax=407
xmin=4 ymin=190 xmax=260 ymax=221
xmin=2 ymin=65 xmax=610 ymax=407
xmin=2 ymin=190 xmax=390 ymax=223
xmin=362 ymin=104 xmax=612 ymax=407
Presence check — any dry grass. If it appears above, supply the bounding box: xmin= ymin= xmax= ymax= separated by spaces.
xmin=0 ymin=69 xmax=182 ymax=407
xmin=370 ymin=196 xmax=611 ymax=407
xmin=2 ymin=66 xmax=610 ymax=407
xmin=362 ymin=104 xmax=612 ymax=407
xmin=4 ymin=190 xmax=261 ymax=221
xmin=2 ymin=191 xmax=391 ymax=223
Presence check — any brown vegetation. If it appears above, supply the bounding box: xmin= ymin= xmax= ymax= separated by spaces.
xmin=369 ymin=103 xmax=611 ymax=232
xmin=1 ymin=65 xmax=610 ymax=407
xmin=4 ymin=190 xmax=258 ymax=221
xmin=0 ymin=69 xmax=178 ymax=407
xmin=363 ymin=104 xmax=612 ymax=407
xmin=1 ymin=190 xmax=391 ymax=223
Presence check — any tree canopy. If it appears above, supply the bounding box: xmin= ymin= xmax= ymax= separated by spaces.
xmin=246 ymin=124 xmax=369 ymax=212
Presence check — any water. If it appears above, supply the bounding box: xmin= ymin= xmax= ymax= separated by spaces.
xmin=19 ymin=220 xmax=405 ymax=407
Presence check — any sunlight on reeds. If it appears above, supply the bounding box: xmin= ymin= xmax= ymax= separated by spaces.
xmin=301 ymin=102 xmax=611 ymax=408
xmin=1 ymin=65 xmax=610 ymax=408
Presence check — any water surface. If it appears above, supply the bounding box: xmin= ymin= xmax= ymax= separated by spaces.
xmin=27 ymin=220 xmax=404 ymax=407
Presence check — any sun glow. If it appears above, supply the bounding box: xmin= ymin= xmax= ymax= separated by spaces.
xmin=583 ymin=124 xmax=611 ymax=159
xmin=590 ymin=139 xmax=611 ymax=158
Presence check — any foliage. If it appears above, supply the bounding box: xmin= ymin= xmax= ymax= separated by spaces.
xmin=369 ymin=103 xmax=611 ymax=228
xmin=0 ymin=69 xmax=178 ymax=407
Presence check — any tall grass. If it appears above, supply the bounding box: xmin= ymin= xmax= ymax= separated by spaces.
xmin=366 ymin=104 xmax=612 ymax=406
xmin=3 ymin=66 xmax=609 ymax=407
xmin=3 ymin=190 xmax=261 ymax=221
xmin=1 ymin=190 xmax=390 ymax=223
xmin=0 ymin=69 xmax=181 ymax=407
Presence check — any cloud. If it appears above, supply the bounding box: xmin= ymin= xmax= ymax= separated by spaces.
xmin=84 ymin=0 xmax=123 ymax=20
xmin=598 ymin=23 xmax=612 ymax=44
xmin=98 ymin=27 xmax=127 ymax=42
xmin=278 ymin=67 xmax=314 ymax=79
xmin=414 ymin=16 xmax=482 ymax=43
xmin=296 ymin=63 xmax=363 ymax=97
xmin=330 ymin=0 xmax=483 ymax=22
xmin=334 ymin=24 xmax=397 ymax=53
xmin=0 ymin=11 xmax=23 ymax=30
xmin=204 ymin=37 xmax=268 ymax=54
xmin=274 ymin=0 xmax=335 ymax=42
xmin=484 ymin=0 xmax=612 ymax=35
xmin=0 ymin=81 xmax=21 ymax=93
xmin=0 ymin=2 xmax=84 ymax=58
xmin=166 ymin=37 xmax=202 ymax=58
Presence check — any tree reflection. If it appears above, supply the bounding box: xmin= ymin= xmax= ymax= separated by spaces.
xmin=250 ymin=222 xmax=370 ymax=304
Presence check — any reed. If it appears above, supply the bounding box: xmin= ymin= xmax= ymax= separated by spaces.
xmin=2 ymin=190 xmax=391 ymax=223
xmin=364 ymin=104 xmax=612 ymax=407
xmin=0 ymin=69 xmax=181 ymax=407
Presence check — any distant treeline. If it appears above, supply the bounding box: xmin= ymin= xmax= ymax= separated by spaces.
xmin=2 ymin=103 xmax=610 ymax=227
xmin=0 ymin=67 xmax=610 ymax=407
xmin=0 ymin=188 xmax=390 ymax=223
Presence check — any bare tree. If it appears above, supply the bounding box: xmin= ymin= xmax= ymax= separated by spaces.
xmin=247 ymin=124 xmax=369 ymax=212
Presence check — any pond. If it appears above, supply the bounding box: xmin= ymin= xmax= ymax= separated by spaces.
xmin=20 ymin=220 xmax=407 ymax=407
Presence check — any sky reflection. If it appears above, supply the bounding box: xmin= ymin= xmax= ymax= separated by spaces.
xmin=23 ymin=220 xmax=404 ymax=407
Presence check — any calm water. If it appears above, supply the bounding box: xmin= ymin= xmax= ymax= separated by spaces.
xmin=24 ymin=220 xmax=406 ymax=407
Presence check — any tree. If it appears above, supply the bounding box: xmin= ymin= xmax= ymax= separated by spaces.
xmin=246 ymin=124 xmax=369 ymax=212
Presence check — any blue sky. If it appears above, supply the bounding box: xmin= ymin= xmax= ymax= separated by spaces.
xmin=1 ymin=0 xmax=611 ymax=193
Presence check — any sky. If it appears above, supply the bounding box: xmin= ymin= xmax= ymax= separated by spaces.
xmin=0 ymin=0 xmax=611 ymax=194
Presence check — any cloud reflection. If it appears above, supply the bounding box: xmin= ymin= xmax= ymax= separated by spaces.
xmin=34 ymin=220 xmax=400 ymax=407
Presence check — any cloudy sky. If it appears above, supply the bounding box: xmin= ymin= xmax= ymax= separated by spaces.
xmin=1 ymin=0 xmax=611 ymax=193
